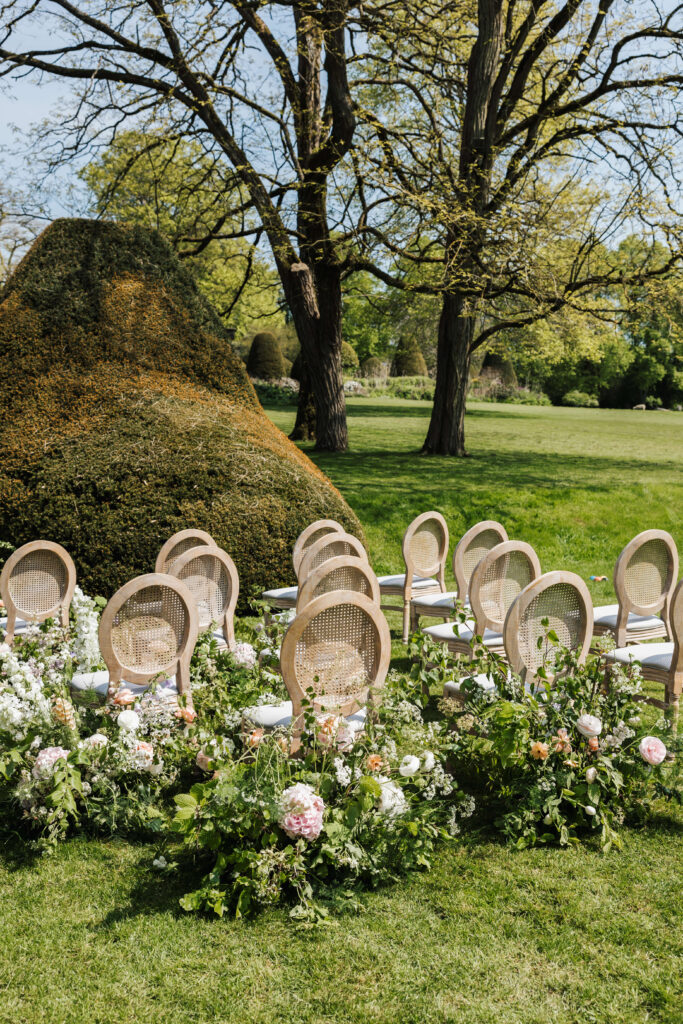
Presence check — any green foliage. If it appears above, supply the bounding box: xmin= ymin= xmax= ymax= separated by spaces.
xmin=363 ymin=376 xmax=434 ymax=400
xmin=362 ymin=356 xmax=385 ymax=378
xmin=562 ymin=390 xmax=600 ymax=408
xmin=341 ymin=341 xmax=360 ymax=372
xmin=391 ymin=337 xmax=428 ymax=377
xmin=246 ymin=332 xmax=286 ymax=380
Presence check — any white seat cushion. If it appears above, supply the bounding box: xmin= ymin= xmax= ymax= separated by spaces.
xmin=262 ymin=586 xmax=298 ymax=602
xmin=378 ymin=574 xmax=439 ymax=590
xmin=243 ymin=700 xmax=367 ymax=731
xmin=593 ymin=604 xmax=665 ymax=632
xmin=0 ymin=616 xmax=29 ymax=633
xmin=411 ymin=592 xmax=470 ymax=611
xmin=423 ymin=621 xmax=502 ymax=646
xmin=444 ymin=673 xmax=496 ymax=696
xmin=605 ymin=642 xmax=673 ymax=673
xmin=70 ymin=670 xmax=178 ymax=703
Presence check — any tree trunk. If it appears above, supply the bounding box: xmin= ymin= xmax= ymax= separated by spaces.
xmin=422 ymin=292 xmax=474 ymax=455
xmin=289 ymin=360 xmax=317 ymax=441
xmin=286 ymin=261 xmax=348 ymax=452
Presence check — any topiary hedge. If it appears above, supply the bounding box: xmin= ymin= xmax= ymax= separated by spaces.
xmin=246 ymin=332 xmax=285 ymax=380
xmin=341 ymin=341 xmax=360 ymax=372
xmin=391 ymin=337 xmax=428 ymax=377
xmin=0 ymin=219 xmax=363 ymax=607
xmin=362 ymin=356 xmax=384 ymax=378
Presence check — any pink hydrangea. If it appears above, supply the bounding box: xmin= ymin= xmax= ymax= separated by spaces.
xmin=279 ymin=783 xmax=324 ymax=841
xmin=32 ymin=746 xmax=70 ymax=781
xmin=639 ymin=735 xmax=667 ymax=766
xmin=233 ymin=642 xmax=257 ymax=669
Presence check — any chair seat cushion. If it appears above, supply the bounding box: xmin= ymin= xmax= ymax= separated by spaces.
xmin=378 ymin=574 xmax=439 ymax=591
xmin=243 ymin=700 xmax=367 ymax=731
xmin=423 ymin=621 xmax=502 ymax=646
xmin=411 ymin=591 xmax=468 ymax=611
xmin=593 ymin=604 xmax=664 ymax=632
xmin=262 ymin=586 xmax=298 ymax=603
xmin=0 ymin=616 xmax=30 ymax=633
xmin=443 ymin=673 xmax=496 ymax=696
xmin=70 ymin=670 xmax=178 ymax=704
xmin=605 ymin=642 xmax=673 ymax=673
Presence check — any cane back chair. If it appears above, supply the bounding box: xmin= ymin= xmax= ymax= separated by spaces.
xmin=593 ymin=530 xmax=678 ymax=647
xmin=423 ymin=540 xmax=541 ymax=658
xmin=167 ymin=545 xmax=239 ymax=650
xmin=155 ymin=528 xmax=217 ymax=574
xmin=296 ymin=556 xmax=380 ymax=612
xmin=411 ymin=520 xmax=508 ymax=629
xmin=261 ymin=520 xmax=347 ymax=614
xmin=378 ymin=511 xmax=449 ymax=643
xmin=0 ymin=541 xmax=76 ymax=645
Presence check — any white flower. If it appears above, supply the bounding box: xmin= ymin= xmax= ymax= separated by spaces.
xmin=422 ymin=751 xmax=436 ymax=772
xmin=377 ymin=776 xmax=407 ymax=818
xmin=543 ymin=814 xmax=552 ymax=825
xmin=576 ymin=714 xmax=602 ymax=738
xmin=82 ymin=732 xmax=108 ymax=750
xmin=232 ymin=642 xmax=256 ymax=669
xmin=71 ymin=586 xmax=101 ymax=671
xmin=398 ymin=755 xmax=420 ymax=777
xmin=585 ymin=805 xmax=597 ymax=816
xmin=333 ymin=757 xmax=352 ymax=787
xmin=117 ymin=709 xmax=140 ymax=732
xmin=32 ymin=746 xmax=70 ymax=781
xmin=585 ymin=767 xmax=597 ymax=784
xmin=152 ymin=855 xmax=167 ymax=870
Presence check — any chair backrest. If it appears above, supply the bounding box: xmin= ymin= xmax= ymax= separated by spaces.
xmin=99 ymin=573 xmax=199 ymax=704
xmin=292 ymin=520 xmax=345 ymax=580
xmin=0 ymin=540 xmax=76 ymax=643
xmin=453 ymin=520 xmax=508 ymax=601
xmin=155 ymin=528 xmax=217 ymax=574
xmin=504 ymin=571 xmax=593 ymax=681
xmin=401 ymin=511 xmax=449 ymax=593
xmin=166 ymin=545 xmax=239 ymax=650
xmin=613 ymin=530 xmax=678 ymax=639
xmin=281 ymin=592 xmax=391 ymax=729
xmin=298 ymin=532 xmax=367 ymax=584
xmin=668 ymin=578 xmax=683 ymax=693
xmin=296 ymin=556 xmax=380 ymax=612
xmin=469 ymin=540 xmax=542 ymax=634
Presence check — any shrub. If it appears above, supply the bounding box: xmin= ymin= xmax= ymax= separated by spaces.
xmin=364 ymin=376 xmax=434 ymax=401
xmin=246 ymin=332 xmax=285 ymax=380
xmin=341 ymin=341 xmax=359 ymax=372
xmin=0 ymin=219 xmax=363 ymax=607
xmin=391 ymin=338 xmax=428 ymax=377
xmin=561 ymin=390 xmax=599 ymax=408
xmin=362 ymin=356 xmax=384 ymax=378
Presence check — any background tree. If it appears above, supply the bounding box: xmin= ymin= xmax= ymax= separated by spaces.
xmin=0 ymin=1 xmax=357 ymax=451
xmin=353 ymin=0 xmax=683 ymax=453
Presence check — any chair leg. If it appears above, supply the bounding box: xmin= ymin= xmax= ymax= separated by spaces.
xmin=402 ymin=602 xmax=411 ymax=644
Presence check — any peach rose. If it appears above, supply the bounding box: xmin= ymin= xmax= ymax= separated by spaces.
xmin=113 ymin=688 xmax=136 ymax=706
xmin=246 ymin=728 xmax=264 ymax=748
xmin=366 ymin=754 xmax=384 ymax=772
xmin=552 ymin=728 xmax=571 ymax=754
xmin=196 ymin=750 xmax=211 ymax=772
xmin=175 ymin=706 xmax=197 ymax=724
xmin=531 ymin=741 xmax=550 ymax=760
xmin=587 ymin=736 xmax=599 ymax=752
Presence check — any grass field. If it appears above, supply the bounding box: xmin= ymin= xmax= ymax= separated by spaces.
xmin=1 ymin=399 xmax=682 ymax=1024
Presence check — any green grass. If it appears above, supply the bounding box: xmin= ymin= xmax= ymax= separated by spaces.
xmin=2 ymin=398 xmax=683 ymax=1024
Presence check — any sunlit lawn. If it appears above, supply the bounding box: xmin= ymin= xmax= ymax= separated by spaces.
xmin=1 ymin=398 xmax=682 ymax=1024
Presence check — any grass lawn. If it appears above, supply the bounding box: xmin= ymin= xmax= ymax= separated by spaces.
xmin=1 ymin=399 xmax=682 ymax=1024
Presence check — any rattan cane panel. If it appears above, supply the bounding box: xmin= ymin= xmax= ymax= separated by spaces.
xmin=295 ymin=604 xmax=377 ymax=708
xmin=176 ymin=554 xmax=231 ymax=629
xmin=161 ymin=537 xmax=205 ymax=573
xmin=623 ymin=540 xmax=670 ymax=607
xmin=303 ymin=527 xmax=338 ymax=556
xmin=518 ymin=583 xmax=584 ymax=673
xmin=309 ymin=539 xmax=356 ymax=573
xmin=111 ymin=585 xmax=187 ymax=672
xmin=8 ymin=550 xmax=67 ymax=615
xmin=480 ymin=551 xmax=535 ymax=625
xmin=409 ymin=522 xmax=442 ymax=576
xmin=312 ymin=565 xmax=372 ymax=600
xmin=462 ymin=530 xmax=505 ymax=585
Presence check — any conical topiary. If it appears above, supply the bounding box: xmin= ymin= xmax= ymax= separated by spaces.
xmin=246 ymin=331 xmax=285 ymax=380
xmin=391 ymin=337 xmax=428 ymax=376
xmin=0 ymin=219 xmax=363 ymax=607
xmin=362 ymin=356 xmax=384 ymax=379
xmin=341 ymin=342 xmax=360 ymax=372
xmin=481 ymin=350 xmax=518 ymax=387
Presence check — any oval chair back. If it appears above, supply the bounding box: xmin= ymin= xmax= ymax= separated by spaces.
xmin=469 ymin=540 xmax=542 ymax=635
xmin=504 ymin=571 xmax=593 ymax=683
xmin=402 ymin=511 xmax=449 ymax=592
xmin=296 ymin=556 xmax=380 ymax=612
xmin=280 ymin=591 xmax=391 ymax=741
xmin=99 ymin=573 xmax=199 ymax=708
xmin=166 ymin=545 xmax=239 ymax=650
xmin=155 ymin=528 xmax=217 ymax=574
xmin=667 ymin=578 xmax=683 ymax=701
xmin=0 ymin=540 xmax=76 ymax=645
xmin=298 ymin=532 xmax=367 ymax=585
xmin=612 ymin=529 xmax=679 ymax=646
xmin=453 ymin=520 xmax=508 ymax=603
xmin=292 ymin=520 xmax=345 ymax=580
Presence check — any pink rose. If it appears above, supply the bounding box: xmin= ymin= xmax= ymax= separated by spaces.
xmin=279 ymin=783 xmax=324 ymax=841
xmin=113 ymin=688 xmax=136 ymax=706
xmin=639 ymin=736 xmax=666 ymax=766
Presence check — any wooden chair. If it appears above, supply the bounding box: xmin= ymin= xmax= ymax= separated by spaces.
xmin=262 ymin=533 xmax=368 ymax=618
xmin=378 ymin=511 xmax=449 ymax=643
xmin=296 ymin=556 xmax=380 ymax=612
xmin=261 ymin=520 xmax=346 ymax=614
xmin=70 ymin=573 xmax=198 ymax=708
xmin=166 ymin=545 xmax=239 ymax=650
xmin=0 ymin=540 xmax=76 ymax=645
xmin=423 ymin=540 xmax=541 ymax=657
xmin=604 ymin=577 xmax=683 ymax=726
xmin=155 ymin=528 xmax=217 ymax=574
xmin=444 ymin=570 xmax=592 ymax=697
xmin=593 ymin=530 xmax=678 ymax=647
xmin=411 ymin=520 xmax=508 ymax=629
xmin=243 ymin=592 xmax=391 ymax=746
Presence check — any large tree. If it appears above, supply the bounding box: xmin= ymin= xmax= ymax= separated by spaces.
xmin=353 ymin=0 xmax=683 ymax=453
xmin=0 ymin=1 xmax=356 ymax=450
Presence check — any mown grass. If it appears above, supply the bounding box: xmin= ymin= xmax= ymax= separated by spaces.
xmin=1 ymin=398 xmax=682 ymax=1024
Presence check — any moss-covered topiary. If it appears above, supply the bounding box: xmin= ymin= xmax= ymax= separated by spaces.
xmin=391 ymin=337 xmax=428 ymax=377
xmin=0 ymin=219 xmax=363 ymax=607
xmin=362 ymin=356 xmax=384 ymax=378
xmin=341 ymin=342 xmax=360 ymax=372
xmin=246 ymin=331 xmax=285 ymax=380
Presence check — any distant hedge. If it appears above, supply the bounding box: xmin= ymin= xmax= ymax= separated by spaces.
xmin=0 ymin=220 xmax=363 ymax=605
xmin=362 ymin=356 xmax=384 ymax=378
xmin=341 ymin=342 xmax=360 ymax=371
xmin=247 ymin=332 xmax=285 ymax=380
xmin=391 ymin=338 xmax=428 ymax=377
